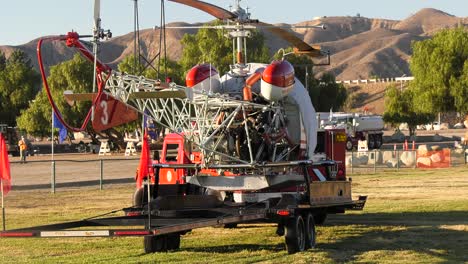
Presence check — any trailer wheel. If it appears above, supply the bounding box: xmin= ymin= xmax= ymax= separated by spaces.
xmin=133 ymin=187 xmax=145 ymax=207
xmin=314 ymin=213 xmax=327 ymax=225
xmin=346 ymin=139 xmax=353 ymax=151
xmin=166 ymin=233 xmax=181 ymax=250
xmin=144 ymin=235 xmax=167 ymax=253
xmin=285 ymin=215 xmax=306 ymax=254
xmin=133 ymin=186 xmax=154 ymax=207
xmin=305 ymin=213 xmax=316 ymax=249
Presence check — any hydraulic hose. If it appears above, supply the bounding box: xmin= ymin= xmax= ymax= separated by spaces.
xmin=36 ymin=32 xmax=111 ymax=132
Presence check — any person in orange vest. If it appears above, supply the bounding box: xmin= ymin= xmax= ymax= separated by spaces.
xmin=18 ymin=136 xmax=27 ymax=163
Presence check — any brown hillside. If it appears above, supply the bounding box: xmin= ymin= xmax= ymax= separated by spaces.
xmin=296 ymin=16 xmax=398 ymax=44
xmin=394 ymin=8 xmax=462 ymax=36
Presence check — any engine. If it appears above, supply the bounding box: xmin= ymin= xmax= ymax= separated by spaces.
xmin=185 ymin=60 xmax=317 ymax=164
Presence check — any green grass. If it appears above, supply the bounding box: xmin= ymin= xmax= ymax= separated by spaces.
xmin=1 ymin=166 xmax=467 ymax=263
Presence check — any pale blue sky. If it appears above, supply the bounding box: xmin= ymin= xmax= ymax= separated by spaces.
xmin=1 ymin=0 xmax=467 ymax=45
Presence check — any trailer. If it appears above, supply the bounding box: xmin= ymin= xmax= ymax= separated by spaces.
xmin=0 ymin=161 xmax=366 ymax=254
xmin=1 ymin=127 xmax=366 ymax=254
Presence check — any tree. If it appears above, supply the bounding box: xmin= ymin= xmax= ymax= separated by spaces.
xmin=383 ymin=85 xmax=434 ymax=136
xmin=311 ymin=73 xmax=347 ymax=112
xmin=274 ymin=48 xmax=347 ymax=112
xmin=410 ymin=27 xmax=468 ymax=115
xmin=0 ymin=50 xmax=40 ymax=126
xmin=179 ymin=21 xmax=270 ymax=76
xmin=18 ymin=53 xmax=142 ymax=149
xmin=17 ymin=53 xmax=94 ymax=137
xmin=118 ymin=55 xmax=183 ymax=85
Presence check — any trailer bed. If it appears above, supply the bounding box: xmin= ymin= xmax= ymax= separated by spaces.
xmin=0 ymin=195 xmax=366 ymax=238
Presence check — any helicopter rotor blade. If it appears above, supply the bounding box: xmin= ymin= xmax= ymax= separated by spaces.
xmin=168 ymin=0 xmax=237 ymax=20
xmin=93 ymin=0 xmax=101 ymax=31
xmin=259 ymin=22 xmax=323 ymax=58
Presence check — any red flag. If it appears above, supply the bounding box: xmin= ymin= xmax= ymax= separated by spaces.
xmin=0 ymin=133 xmax=11 ymax=195
xmin=136 ymin=131 xmax=151 ymax=189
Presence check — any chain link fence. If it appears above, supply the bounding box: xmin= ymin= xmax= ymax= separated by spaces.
xmin=346 ymin=147 xmax=468 ymax=174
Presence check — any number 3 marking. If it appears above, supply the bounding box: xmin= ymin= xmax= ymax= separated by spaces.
xmin=100 ymin=100 xmax=109 ymax=125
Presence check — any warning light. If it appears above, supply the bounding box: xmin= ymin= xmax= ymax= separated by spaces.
xmin=277 ymin=210 xmax=290 ymax=216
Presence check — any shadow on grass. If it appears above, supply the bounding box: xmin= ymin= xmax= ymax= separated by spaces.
xmin=321 ymin=211 xmax=468 ymax=263
xmin=182 ymin=243 xmax=285 ymax=253
xmin=179 ymin=211 xmax=466 ymax=263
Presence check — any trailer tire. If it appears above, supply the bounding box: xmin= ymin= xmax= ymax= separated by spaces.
xmin=314 ymin=213 xmax=327 ymax=225
xmin=133 ymin=187 xmax=144 ymax=207
xmin=285 ymin=215 xmax=306 ymax=254
xmin=144 ymin=235 xmax=167 ymax=253
xmin=166 ymin=233 xmax=181 ymax=250
xmin=305 ymin=213 xmax=316 ymax=249
xmin=133 ymin=186 xmax=154 ymax=207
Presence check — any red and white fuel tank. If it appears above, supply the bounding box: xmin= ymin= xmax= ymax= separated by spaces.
xmin=260 ymin=60 xmax=295 ymax=101
xmin=186 ymin=64 xmax=221 ymax=94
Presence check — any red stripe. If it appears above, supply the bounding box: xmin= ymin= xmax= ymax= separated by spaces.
xmin=0 ymin=232 xmax=34 ymax=237
xmin=114 ymin=231 xmax=151 ymax=236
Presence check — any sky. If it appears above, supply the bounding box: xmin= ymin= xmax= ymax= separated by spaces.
xmin=1 ymin=0 xmax=467 ymax=46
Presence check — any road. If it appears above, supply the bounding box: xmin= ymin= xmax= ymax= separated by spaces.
xmin=8 ymin=153 xmax=140 ymax=190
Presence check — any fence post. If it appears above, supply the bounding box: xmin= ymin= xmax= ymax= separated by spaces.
xmin=465 ymin=148 xmax=467 ymax=165
xmin=396 ymin=149 xmax=400 ymax=171
xmin=449 ymin=148 xmax=452 ymax=167
xmin=51 ymin=161 xmax=56 ymax=194
xmin=374 ymin=149 xmax=377 ymax=174
xmin=100 ymin=159 xmax=103 ymax=190
xmin=351 ymin=150 xmax=354 ymax=174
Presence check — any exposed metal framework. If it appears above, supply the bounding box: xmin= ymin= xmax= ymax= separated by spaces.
xmin=105 ymin=72 xmax=292 ymax=165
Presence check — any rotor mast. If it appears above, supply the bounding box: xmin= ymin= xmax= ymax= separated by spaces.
xmin=228 ymin=1 xmax=251 ymax=70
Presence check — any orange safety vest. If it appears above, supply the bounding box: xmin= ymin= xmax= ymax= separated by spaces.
xmin=19 ymin=140 xmax=27 ymax=151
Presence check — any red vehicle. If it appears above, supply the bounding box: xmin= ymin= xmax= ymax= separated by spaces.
xmin=318 ymin=112 xmax=384 ymax=150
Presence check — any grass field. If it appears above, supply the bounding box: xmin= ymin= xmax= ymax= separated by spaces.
xmin=0 ymin=166 xmax=467 ymax=263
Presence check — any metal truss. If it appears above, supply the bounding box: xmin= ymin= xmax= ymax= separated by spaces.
xmin=104 ymin=71 xmax=292 ymax=165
